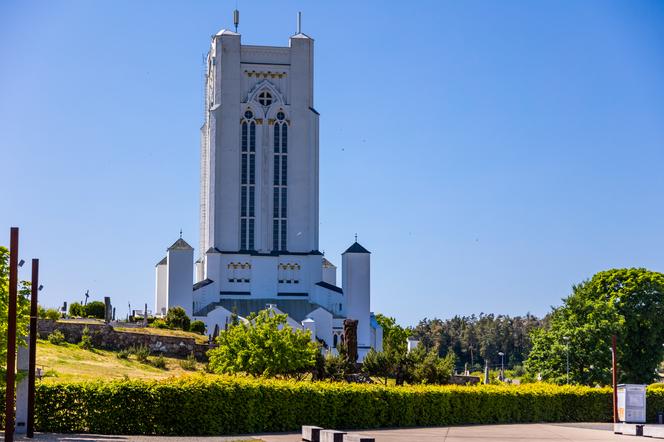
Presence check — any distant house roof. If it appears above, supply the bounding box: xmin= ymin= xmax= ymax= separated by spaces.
xmin=315 ymin=281 xmax=343 ymax=294
xmin=192 ymin=278 xmax=214 ymax=291
xmin=342 ymin=242 xmax=370 ymax=254
xmin=322 ymin=258 xmax=336 ymax=268
xmin=155 ymin=256 xmax=167 ymax=267
xmin=168 ymin=238 xmax=194 ymax=251
xmin=204 ymin=298 xmax=332 ymax=322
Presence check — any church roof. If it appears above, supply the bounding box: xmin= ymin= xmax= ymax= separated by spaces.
xmin=322 ymin=258 xmax=336 ymax=268
xmin=342 ymin=241 xmax=370 ymax=254
xmin=291 ymin=32 xmax=313 ymax=40
xmin=215 ymin=29 xmax=239 ymax=36
xmin=193 ymin=278 xmax=214 ymax=291
xmin=315 ymin=281 xmax=343 ymax=294
xmin=168 ymin=238 xmax=194 ymax=251
xmin=155 ymin=256 xmax=167 ymax=267
xmin=210 ymin=298 xmax=333 ymax=322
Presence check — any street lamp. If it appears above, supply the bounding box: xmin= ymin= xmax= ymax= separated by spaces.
xmin=563 ymin=336 xmax=570 ymax=384
xmin=498 ymin=351 xmax=505 ymax=381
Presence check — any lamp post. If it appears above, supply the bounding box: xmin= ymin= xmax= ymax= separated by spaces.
xmin=498 ymin=351 xmax=505 ymax=381
xmin=563 ymin=336 xmax=570 ymax=384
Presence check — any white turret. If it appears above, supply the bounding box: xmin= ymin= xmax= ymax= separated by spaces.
xmin=154 ymin=257 xmax=168 ymax=316
xmin=166 ymin=237 xmax=194 ymax=317
xmin=342 ymin=241 xmax=371 ymax=357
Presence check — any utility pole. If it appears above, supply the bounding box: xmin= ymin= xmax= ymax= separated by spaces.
xmin=563 ymin=336 xmax=570 ymax=384
xmin=5 ymin=227 xmax=19 ymax=442
xmin=612 ymin=335 xmax=618 ymax=424
xmin=498 ymin=351 xmax=505 ymax=381
xmin=27 ymin=259 xmax=39 ymax=438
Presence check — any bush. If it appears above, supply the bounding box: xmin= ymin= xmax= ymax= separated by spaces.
xmin=85 ymin=301 xmax=106 ymax=319
xmin=69 ymin=302 xmax=85 ymax=317
xmin=31 ymin=378 xmax=638 ymax=435
xmin=150 ymin=319 xmax=169 ymax=329
xmin=130 ymin=345 xmax=150 ymax=363
xmin=43 ymin=308 xmax=61 ymax=320
xmin=116 ymin=349 xmax=130 ymax=359
xmin=151 ymin=355 xmax=167 ymax=369
xmin=179 ymin=353 xmax=197 ymax=371
xmin=165 ymin=307 xmax=190 ymax=331
xmin=189 ymin=320 xmax=206 ymax=335
xmin=79 ymin=326 xmax=94 ymax=350
xmin=48 ymin=330 xmax=65 ymax=345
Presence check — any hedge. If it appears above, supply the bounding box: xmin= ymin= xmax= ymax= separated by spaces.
xmin=0 ymin=378 xmax=660 ymax=434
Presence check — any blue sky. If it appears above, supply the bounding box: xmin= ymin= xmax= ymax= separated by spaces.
xmin=1 ymin=1 xmax=663 ymax=326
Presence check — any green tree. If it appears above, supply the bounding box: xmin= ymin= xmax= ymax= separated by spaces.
xmin=165 ymin=306 xmax=191 ymax=331
xmin=69 ymin=302 xmax=85 ymax=317
xmin=526 ymin=268 xmax=664 ymax=385
xmin=189 ymin=320 xmax=206 ymax=335
xmin=411 ymin=347 xmax=456 ymax=385
xmin=0 ymin=246 xmax=30 ymax=373
xmin=362 ymin=348 xmax=393 ymax=385
xmin=207 ymin=309 xmax=318 ymax=378
xmin=84 ymin=301 xmax=106 ymax=319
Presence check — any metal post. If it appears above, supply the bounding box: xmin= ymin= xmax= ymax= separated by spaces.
xmin=566 ymin=344 xmax=570 ymax=384
xmin=612 ymin=335 xmax=618 ymax=424
xmin=5 ymin=227 xmax=19 ymax=442
xmin=27 ymin=259 xmax=39 ymax=438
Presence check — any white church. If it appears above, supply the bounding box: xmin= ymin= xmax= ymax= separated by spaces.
xmin=154 ymin=17 xmax=382 ymax=359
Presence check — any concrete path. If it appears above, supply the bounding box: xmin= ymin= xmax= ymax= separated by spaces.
xmin=1 ymin=423 xmax=636 ymax=441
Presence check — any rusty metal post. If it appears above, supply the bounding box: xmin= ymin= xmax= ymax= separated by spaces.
xmin=612 ymin=334 xmax=618 ymax=424
xmin=27 ymin=259 xmax=39 ymax=438
xmin=5 ymin=227 xmax=19 ymax=442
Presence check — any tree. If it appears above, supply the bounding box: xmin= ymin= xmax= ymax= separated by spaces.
xmin=69 ymin=302 xmax=85 ymax=317
xmin=0 ymin=246 xmax=30 ymax=373
xmin=165 ymin=306 xmax=191 ymax=331
xmin=526 ymin=268 xmax=664 ymax=385
xmin=189 ymin=320 xmax=206 ymax=335
xmin=411 ymin=347 xmax=456 ymax=385
xmin=85 ymin=301 xmax=106 ymax=319
xmin=207 ymin=309 xmax=318 ymax=378
xmin=362 ymin=348 xmax=393 ymax=385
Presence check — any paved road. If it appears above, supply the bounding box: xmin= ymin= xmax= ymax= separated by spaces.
xmin=1 ymin=423 xmax=637 ymax=441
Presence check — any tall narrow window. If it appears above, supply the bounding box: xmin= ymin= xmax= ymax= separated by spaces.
xmin=240 ymin=111 xmax=256 ymax=251
xmin=272 ymin=111 xmax=288 ymax=251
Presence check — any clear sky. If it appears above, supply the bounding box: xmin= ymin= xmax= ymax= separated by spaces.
xmin=2 ymin=1 xmax=664 ymax=326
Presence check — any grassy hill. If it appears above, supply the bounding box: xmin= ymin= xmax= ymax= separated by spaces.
xmin=36 ymin=339 xmax=205 ymax=382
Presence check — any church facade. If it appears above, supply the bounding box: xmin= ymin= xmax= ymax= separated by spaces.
xmin=154 ymin=23 xmax=382 ymax=359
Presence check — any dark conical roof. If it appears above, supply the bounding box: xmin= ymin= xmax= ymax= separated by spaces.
xmin=343 ymin=242 xmax=370 ymax=254
xmin=168 ymin=238 xmax=194 ymax=251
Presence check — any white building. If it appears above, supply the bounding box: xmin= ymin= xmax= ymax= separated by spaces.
xmin=155 ymin=19 xmax=382 ymax=359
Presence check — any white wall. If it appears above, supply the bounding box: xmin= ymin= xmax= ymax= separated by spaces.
xmin=342 ymin=248 xmax=371 ymax=348
xmin=167 ymin=247 xmax=194 ymax=317
xmin=306 ymin=307 xmax=333 ymax=348
xmin=154 ymin=262 xmax=167 ymax=316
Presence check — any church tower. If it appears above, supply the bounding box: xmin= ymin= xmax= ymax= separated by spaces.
xmin=198 ymin=28 xmax=319 ymax=260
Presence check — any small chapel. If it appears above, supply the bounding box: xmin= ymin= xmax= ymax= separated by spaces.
xmin=154 ymin=15 xmax=382 ymax=359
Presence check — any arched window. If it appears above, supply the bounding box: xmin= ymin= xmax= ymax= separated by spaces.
xmin=333 ymin=334 xmax=338 ymax=348
xmin=273 ymin=111 xmax=288 ymax=251
xmin=240 ymin=110 xmax=256 ymax=251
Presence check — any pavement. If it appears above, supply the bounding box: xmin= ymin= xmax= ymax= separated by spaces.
xmin=0 ymin=423 xmax=638 ymax=441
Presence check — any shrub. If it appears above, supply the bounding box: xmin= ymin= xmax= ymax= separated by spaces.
xmin=189 ymin=320 xmax=206 ymax=335
xmin=85 ymin=301 xmax=106 ymax=319
xmin=165 ymin=307 xmax=190 ymax=331
xmin=150 ymin=319 xmax=169 ymax=329
xmin=179 ymin=353 xmax=197 ymax=371
xmin=116 ymin=349 xmax=130 ymax=359
xmin=130 ymin=345 xmax=150 ymax=362
xmin=43 ymin=308 xmax=61 ymax=320
xmin=79 ymin=326 xmax=94 ymax=350
xmin=151 ymin=355 xmax=167 ymax=369
xmin=47 ymin=330 xmax=65 ymax=345
xmin=69 ymin=302 xmax=85 ymax=317
xmin=30 ymin=378 xmax=635 ymax=435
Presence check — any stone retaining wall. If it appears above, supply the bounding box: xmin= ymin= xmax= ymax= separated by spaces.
xmin=38 ymin=319 xmax=210 ymax=360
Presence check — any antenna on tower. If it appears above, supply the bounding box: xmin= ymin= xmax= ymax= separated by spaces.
xmin=233 ymin=9 xmax=240 ymax=32
xmin=297 ymin=11 xmax=302 ymax=34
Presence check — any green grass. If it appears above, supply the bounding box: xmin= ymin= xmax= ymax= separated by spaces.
xmin=114 ymin=326 xmax=209 ymax=344
xmin=36 ymin=339 xmax=205 ymax=382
